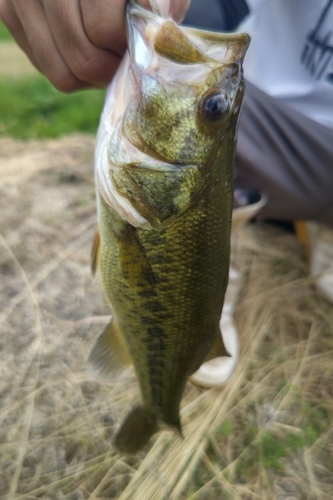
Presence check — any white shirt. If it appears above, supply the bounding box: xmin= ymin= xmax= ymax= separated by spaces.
xmin=238 ymin=0 xmax=333 ymax=128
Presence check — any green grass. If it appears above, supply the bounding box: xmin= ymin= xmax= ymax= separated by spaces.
xmin=0 ymin=75 xmax=106 ymax=139
xmin=0 ymin=20 xmax=13 ymax=41
xmin=0 ymin=19 xmax=106 ymax=139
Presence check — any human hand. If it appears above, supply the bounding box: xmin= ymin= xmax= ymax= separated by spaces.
xmin=0 ymin=0 xmax=191 ymax=92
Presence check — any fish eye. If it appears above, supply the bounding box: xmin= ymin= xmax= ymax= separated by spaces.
xmin=200 ymin=92 xmax=229 ymax=121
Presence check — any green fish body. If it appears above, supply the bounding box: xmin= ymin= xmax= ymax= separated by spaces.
xmin=92 ymin=1 xmax=250 ymax=454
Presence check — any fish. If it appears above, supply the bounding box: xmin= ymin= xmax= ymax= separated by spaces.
xmin=91 ymin=0 xmax=250 ymax=455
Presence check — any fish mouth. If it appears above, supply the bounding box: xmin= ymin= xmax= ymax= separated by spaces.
xmin=127 ymin=1 xmax=250 ymax=85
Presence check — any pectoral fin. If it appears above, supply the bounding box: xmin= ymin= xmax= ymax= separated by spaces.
xmin=118 ymin=223 xmax=156 ymax=287
xmin=89 ymin=319 xmax=132 ymax=380
xmin=91 ymin=230 xmax=100 ymax=278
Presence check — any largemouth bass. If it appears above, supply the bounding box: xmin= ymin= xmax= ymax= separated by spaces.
xmin=92 ymin=0 xmax=249 ymax=454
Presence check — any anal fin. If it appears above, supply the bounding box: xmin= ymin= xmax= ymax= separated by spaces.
xmin=189 ymin=325 xmax=231 ymax=378
xmin=204 ymin=326 xmax=231 ymax=363
xmin=89 ymin=319 xmax=132 ymax=380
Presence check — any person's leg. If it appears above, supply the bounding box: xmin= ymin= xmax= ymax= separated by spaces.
xmin=235 ymin=81 xmax=333 ymax=226
xmin=236 ymin=81 xmax=333 ymax=303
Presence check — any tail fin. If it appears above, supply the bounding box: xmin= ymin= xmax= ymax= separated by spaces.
xmin=113 ymin=406 xmax=158 ymax=455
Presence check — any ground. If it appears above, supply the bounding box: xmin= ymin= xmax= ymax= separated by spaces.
xmin=0 ymin=41 xmax=332 ymax=500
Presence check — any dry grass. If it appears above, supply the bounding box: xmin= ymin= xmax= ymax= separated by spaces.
xmin=0 ymin=136 xmax=332 ymax=500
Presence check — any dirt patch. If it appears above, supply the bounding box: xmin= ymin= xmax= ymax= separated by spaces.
xmin=0 ymin=136 xmax=332 ymax=499
xmin=0 ymin=135 xmax=95 ymax=184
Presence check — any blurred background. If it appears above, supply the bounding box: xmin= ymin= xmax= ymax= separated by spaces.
xmin=0 ymin=20 xmax=105 ymax=140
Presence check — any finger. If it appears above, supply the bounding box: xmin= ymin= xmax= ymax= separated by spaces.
xmin=79 ymin=0 xmax=127 ymax=54
xmin=138 ymin=0 xmax=191 ymax=22
xmin=137 ymin=0 xmax=168 ymax=16
xmin=43 ymin=0 xmax=122 ymax=88
xmin=169 ymin=0 xmax=191 ymax=22
xmin=153 ymin=0 xmax=170 ymax=17
xmin=0 ymin=0 xmax=41 ymax=70
xmin=13 ymin=0 xmax=86 ymax=92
